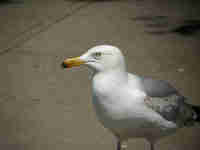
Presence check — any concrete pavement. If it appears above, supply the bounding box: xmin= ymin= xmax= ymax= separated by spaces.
xmin=0 ymin=0 xmax=90 ymax=54
xmin=0 ymin=0 xmax=200 ymax=150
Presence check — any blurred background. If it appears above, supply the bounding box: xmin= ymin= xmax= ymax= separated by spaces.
xmin=0 ymin=0 xmax=199 ymax=150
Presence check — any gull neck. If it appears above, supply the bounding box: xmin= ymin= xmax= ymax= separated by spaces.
xmin=92 ymin=69 xmax=128 ymax=84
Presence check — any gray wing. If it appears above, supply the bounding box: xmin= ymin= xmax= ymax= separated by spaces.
xmin=141 ymin=77 xmax=178 ymax=97
xmin=141 ymin=77 xmax=196 ymax=127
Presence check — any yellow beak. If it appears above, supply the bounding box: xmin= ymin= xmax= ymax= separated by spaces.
xmin=61 ymin=57 xmax=85 ymax=68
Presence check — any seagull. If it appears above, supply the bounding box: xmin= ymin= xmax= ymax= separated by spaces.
xmin=61 ymin=45 xmax=200 ymax=150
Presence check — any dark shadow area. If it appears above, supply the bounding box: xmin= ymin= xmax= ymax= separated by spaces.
xmin=131 ymin=16 xmax=168 ymax=22
xmin=0 ymin=0 xmax=23 ymax=5
xmin=145 ymin=22 xmax=169 ymax=28
xmin=171 ymin=20 xmax=200 ymax=36
xmin=132 ymin=16 xmax=200 ymax=36
xmin=0 ymin=0 xmax=11 ymax=2
xmin=145 ymin=31 xmax=170 ymax=35
xmin=131 ymin=15 xmax=170 ymax=29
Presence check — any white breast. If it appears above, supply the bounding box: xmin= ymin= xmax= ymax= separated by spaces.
xmin=91 ymin=72 xmax=177 ymax=140
xmin=92 ymin=73 xmax=147 ymax=130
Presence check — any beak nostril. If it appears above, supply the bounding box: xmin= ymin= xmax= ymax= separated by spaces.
xmin=61 ymin=62 xmax=67 ymax=68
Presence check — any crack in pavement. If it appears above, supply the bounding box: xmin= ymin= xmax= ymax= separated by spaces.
xmin=0 ymin=1 xmax=93 ymax=56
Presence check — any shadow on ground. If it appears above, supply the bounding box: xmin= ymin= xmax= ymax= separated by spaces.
xmin=132 ymin=16 xmax=200 ymax=36
xmin=171 ymin=20 xmax=200 ymax=35
xmin=0 ymin=0 xmax=23 ymax=5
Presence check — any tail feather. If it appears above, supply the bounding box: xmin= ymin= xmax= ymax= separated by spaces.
xmin=191 ymin=105 xmax=200 ymax=123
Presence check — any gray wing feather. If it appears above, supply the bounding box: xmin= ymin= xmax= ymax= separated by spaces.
xmin=141 ymin=77 xmax=178 ymax=97
xmin=141 ymin=77 xmax=196 ymax=126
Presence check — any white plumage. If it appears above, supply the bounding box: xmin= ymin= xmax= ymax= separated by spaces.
xmin=62 ymin=45 xmax=200 ymax=150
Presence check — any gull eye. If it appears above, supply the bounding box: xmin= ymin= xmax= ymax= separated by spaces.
xmin=93 ymin=52 xmax=102 ymax=59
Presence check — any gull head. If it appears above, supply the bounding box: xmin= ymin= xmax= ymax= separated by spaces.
xmin=62 ymin=45 xmax=126 ymax=73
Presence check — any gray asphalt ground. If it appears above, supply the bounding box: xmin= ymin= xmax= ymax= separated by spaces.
xmin=0 ymin=0 xmax=200 ymax=150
